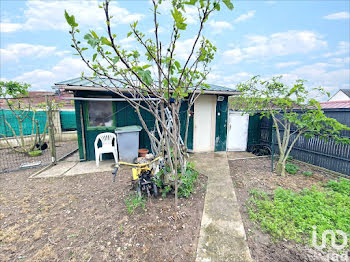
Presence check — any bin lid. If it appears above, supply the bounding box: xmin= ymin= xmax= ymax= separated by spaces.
xmin=115 ymin=125 xmax=142 ymax=133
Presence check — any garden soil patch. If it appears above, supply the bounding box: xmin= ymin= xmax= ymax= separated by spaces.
xmin=0 ymin=167 xmax=207 ymax=262
xmin=229 ymin=157 xmax=347 ymax=262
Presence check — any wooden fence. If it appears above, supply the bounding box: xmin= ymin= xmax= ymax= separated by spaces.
xmin=249 ymin=109 xmax=350 ymax=176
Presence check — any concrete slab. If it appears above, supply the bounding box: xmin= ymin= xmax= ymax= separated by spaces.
xmin=64 ymin=160 xmax=115 ymax=176
xmin=32 ymin=159 xmax=115 ymax=178
xmin=191 ymin=152 xmax=252 ymax=262
xmin=35 ymin=161 xmax=77 ymax=178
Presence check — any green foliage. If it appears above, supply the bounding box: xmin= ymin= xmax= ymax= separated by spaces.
xmin=125 ymin=193 xmax=146 ymax=214
xmin=178 ymin=162 xmax=199 ymax=198
xmin=235 ymin=76 xmax=350 ymax=144
xmin=0 ymin=81 xmax=29 ymax=98
xmin=234 ymin=76 xmax=350 ymax=175
xmin=303 ymin=171 xmax=313 ymax=177
xmin=28 ymin=150 xmax=42 ymax=157
xmin=248 ymin=180 xmax=350 ymax=249
xmin=324 ymin=178 xmax=350 ymax=195
xmin=285 ymin=163 xmax=299 ymax=174
xmin=154 ymin=161 xmax=199 ymax=198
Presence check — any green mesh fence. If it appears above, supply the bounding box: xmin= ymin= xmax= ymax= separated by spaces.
xmin=0 ymin=109 xmax=47 ymax=137
xmin=60 ymin=111 xmax=76 ymax=131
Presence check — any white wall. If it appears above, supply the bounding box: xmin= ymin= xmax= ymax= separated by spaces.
xmin=329 ymin=91 xmax=350 ymax=101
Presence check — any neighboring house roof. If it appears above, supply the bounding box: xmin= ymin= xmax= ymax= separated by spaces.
xmin=54 ymin=77 xmax=238 ymax=96
xmin=0 ymin=91 xmax=74 ymax=109
xmin=329 ymin=89 xmax=350 ymax=101
xmin=319 ymin=100 xmax=350 ymax=109
xmin=340 ymin=89 xmax=350 ymax=98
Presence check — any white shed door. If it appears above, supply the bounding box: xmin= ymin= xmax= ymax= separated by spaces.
xmin=227 ymin=111 xmax=249 ymax=151
xmin=194 ymin=95 xmax=216 ymax=152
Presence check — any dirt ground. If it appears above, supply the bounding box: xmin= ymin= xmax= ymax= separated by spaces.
xmin=229 ymin=157 xmax=346 ymax=262
xmin=0 ymin=166 xmax=207 ymax=262
xmin=0 ymin=141 xmax=78 ymax=173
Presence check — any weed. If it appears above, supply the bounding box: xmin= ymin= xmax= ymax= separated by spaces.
xmin=28 ymin=150 xmax=42 ymax=157
xmin=285 ymin=163 xmax=299 ymax=174
xmin=125 ymin=193 xmax=146 ymax=214
xmin=161 ymin=185 xmax=172 ymax=198
xmin=248 ymin=179 xmax=350 ymax=250
xmin=303 ymin=171 xmax=313 ymax=177
xmin=178 ymin=165 xmax=199 ymax=198
xmin=155 ymin=161 xmax=199 ymax=198
xmin=324 ymin=178 xmax=350 ymax=195
xmin=119 ymin=224 xmax=123 ymax=232
xmin=287 ymin=156 xmax=293 ymax=161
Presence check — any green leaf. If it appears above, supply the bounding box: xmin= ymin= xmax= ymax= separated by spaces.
xmin=184 ymin=0 xmax=197 ymax=5
xmin=127 ymin=32 xmax=132 ymax=38
xmin=90 ymin=30 xmax=98 ymax=39
xmin=64 ymin=10 xmax=78 ymax=28
xmin=92 ymin=53 xmax=97 ymax=62
xmin=100 ymin=37 xmax=112 ymax=46
xmin=171 ymin=9 xmax=187 ymax=30
xmin=222 ymin=0 xmax=234 ymax=10
xmin=174 ymin=61 xmax=181 ymax=70
xmin=111 ymin=56 xmax=119 ymax=64
xmin=84 ymin=33 xmax=99 ymax=48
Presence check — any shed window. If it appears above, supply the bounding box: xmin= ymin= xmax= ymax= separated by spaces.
xmin=87 ymin=100 xmax=114 ymax=127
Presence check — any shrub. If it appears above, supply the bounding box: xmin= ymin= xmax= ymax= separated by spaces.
xmin=303 ymin=171 xmax=313 ymax=177
xmin=285 ymin=163 xmax=299 ymax=174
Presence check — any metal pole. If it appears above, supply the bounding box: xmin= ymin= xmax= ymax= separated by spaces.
xmin=46 ymin=96 xmax=57 ymax=165
xmin=271 ymin=127 xmax=275 ymax=172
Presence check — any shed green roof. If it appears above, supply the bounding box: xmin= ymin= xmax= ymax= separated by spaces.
xmin=54 ymin=77 xmax=238 ymax=95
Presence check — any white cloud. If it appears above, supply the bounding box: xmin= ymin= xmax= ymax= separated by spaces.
xmin=119 ymin=37 xmax=137 ymax=49
xmin=209 ymin=20 xmax=233 ymax=34
xmin=174 ymin=37 xmax=197 ymax=60
xmin=234 ymin=10 xmax=255 ymax=23
xmin=278 ymin=62 xmax=350 ymax=98
xmin=13 ymin=57 xmax=90 ymax=90
xmin=207 ymin=71 xmax=253 ymax=88
xmin=1 ymin=0 xmax=143 ymax=33
xmin=0 ymin=43 xmax=69 ymax=64
xmin=0 ymin=22 xmax=22 ymax=33
xmin=323 ymin=12 xmax=350 ymax=20
xmin=223 ymin=30 xmax=327 ymax=64
xmin=275 ymin=61 xmax=301 ymax=68
xmin=323 ymin=41 xmax=350 ymax=57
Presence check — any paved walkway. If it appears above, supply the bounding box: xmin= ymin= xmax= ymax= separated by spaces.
xmin=30 ymin=157 xmax=115 ymax=178
xmin=191 ymin=152 xmax=253 ymax=262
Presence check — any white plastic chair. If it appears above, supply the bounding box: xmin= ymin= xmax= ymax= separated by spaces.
xmin=94 ymin=132 xmax=118 ymax=167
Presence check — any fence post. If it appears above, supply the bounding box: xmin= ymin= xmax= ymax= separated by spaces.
xmin=46 ymin=96 xmax=57 ymax=165
xmin=271 ymin=128 xmax=275 ymax=172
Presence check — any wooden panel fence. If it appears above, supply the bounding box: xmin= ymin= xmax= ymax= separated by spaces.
xmin=251 ymin=109 xmax=350 ymax=176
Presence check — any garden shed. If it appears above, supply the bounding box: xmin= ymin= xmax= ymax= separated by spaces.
xmin=54 ymin=77 xmax=238 ymax=161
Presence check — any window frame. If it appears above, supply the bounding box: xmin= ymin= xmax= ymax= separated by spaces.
xmin=84 ymin=97 xmax=116 ymax=131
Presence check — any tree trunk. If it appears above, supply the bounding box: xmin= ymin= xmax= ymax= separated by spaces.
xmin=276 ymin=156 xmax=286 ymax=176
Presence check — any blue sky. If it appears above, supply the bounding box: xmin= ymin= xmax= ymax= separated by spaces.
xmin=1 ymin=0 xmax=349 ymax=100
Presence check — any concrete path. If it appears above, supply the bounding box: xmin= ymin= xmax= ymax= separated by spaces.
xmin=31 ymin=159 xmax=115 ymax=178
xmin=191 ymin=152 xmax=253 ymax=262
